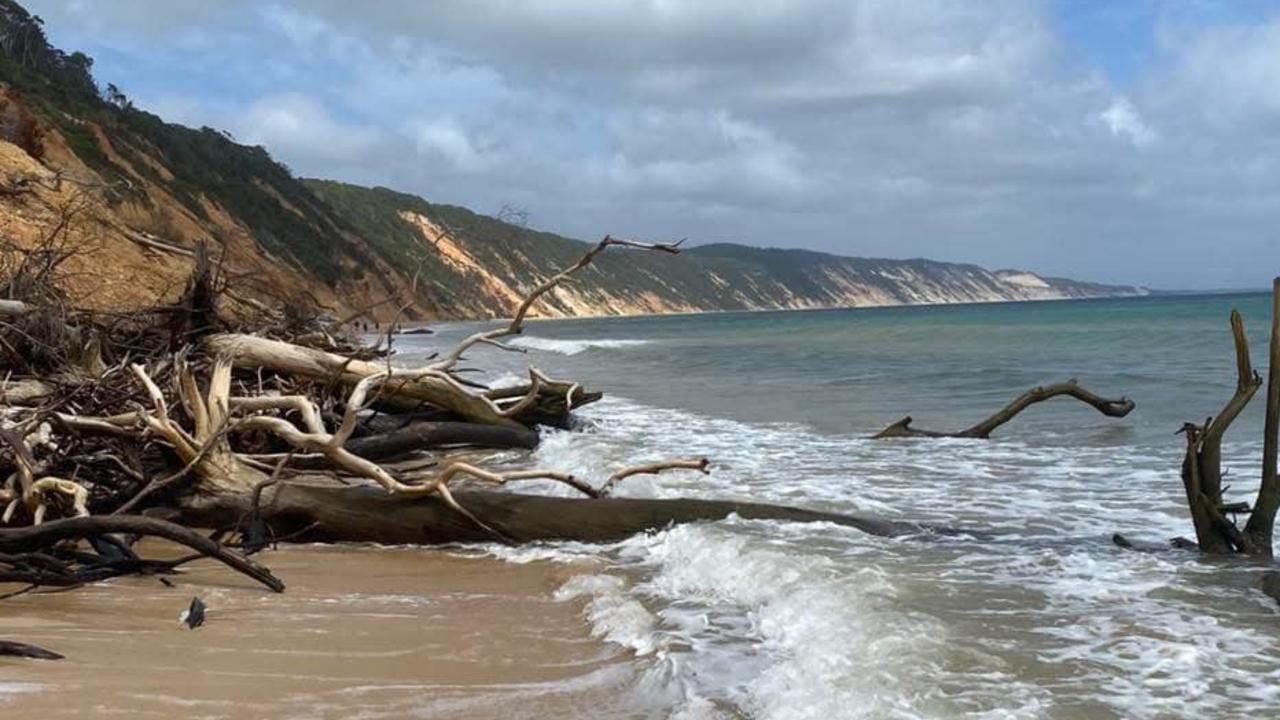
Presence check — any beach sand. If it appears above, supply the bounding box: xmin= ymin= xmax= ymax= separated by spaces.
xmin=0 ymin=543 xmax=649 ymax=719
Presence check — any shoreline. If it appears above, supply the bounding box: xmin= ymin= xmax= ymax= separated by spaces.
xmin=405 ymin=287 xmax=1276 ymax=330
xmin=0 ymin=543 xmax=640 ymax=719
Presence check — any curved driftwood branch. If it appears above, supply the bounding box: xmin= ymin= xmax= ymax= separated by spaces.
xmin=873 ymin=379 xmax=1135 ymax=439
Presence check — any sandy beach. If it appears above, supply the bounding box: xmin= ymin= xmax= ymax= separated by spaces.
xmin=0 ymin=543 xmax=647 ymax=719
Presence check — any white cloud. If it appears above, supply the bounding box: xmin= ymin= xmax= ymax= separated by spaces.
xmin=412 ymin=117 xmax=497 ymax=174
xmin=238 ymin=94 xmax=386 ymax=164
xmin=1098 ymin=98 xmax=1156 ymax=146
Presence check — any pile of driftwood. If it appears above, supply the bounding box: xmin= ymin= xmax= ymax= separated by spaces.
xmin=1 ymin=232 xmax=925 ymax=640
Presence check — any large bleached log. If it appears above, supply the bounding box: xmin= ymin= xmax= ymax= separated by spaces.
xmin=180 ymin=483 xmax=929 ymax=545
xmin=204 ymin=332 xmax=525 ymax=428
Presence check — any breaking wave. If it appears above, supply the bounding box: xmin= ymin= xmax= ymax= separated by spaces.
xmin=484 ymin=394 xmax=1280 ymax=718
xmin=508 ymin=336 xmax=651 ymax=355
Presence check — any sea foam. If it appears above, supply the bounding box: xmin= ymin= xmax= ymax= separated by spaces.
xmin=508 ymin=336 xmax=650 ymax=355
xmin=490 ymin=393 xmax=1280 ymax=718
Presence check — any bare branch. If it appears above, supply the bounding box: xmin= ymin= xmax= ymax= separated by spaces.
xmin=1245 ymin=279 xmax=1280 ymax=554
xmin=598 ymin=457 xmax=711 ymax=497
xmin=428 ymin=235 xmax=682 ymax=372
xmin=873 ymin=379 xmax=1135 ymax=439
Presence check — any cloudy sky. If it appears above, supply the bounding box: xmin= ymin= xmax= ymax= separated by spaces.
xmin=23 ymin=0 xmax=1280 ymax=289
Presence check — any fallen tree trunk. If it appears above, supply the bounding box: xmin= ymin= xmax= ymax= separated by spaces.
xmin=276 ymin=422 xmax=539 ymax=469
xmin=181 ymin=483 xmax=927 ymax=546
xmin=873 ymin=379 xmax=1135 ymax=439
xmin=343 ymin=421 xmax=540 ymax=458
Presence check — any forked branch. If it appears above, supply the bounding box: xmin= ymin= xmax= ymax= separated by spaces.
xmin=429 ymin=236 xmax=682 ymax=372
xmin=1179 ymin=308 xmax=1268 ymax=554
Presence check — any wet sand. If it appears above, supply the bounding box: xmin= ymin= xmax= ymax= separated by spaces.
xmin=0 ymin=543 xmax=648 ymax=719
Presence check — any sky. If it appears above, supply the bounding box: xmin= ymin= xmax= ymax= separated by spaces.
xmin=21 ymin=0 xmax=1280 ymax=290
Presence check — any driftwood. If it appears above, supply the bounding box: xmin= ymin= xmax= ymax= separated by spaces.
xmin=0 ymin=515 xmax=284 ymax=591
xmin=1177 ymin=283 xmax=1280 ymax=556
xmin=343 ymin=421 xmax=539 ymax=458
xmin=0 ymin=640 xmax=62 ymax=660
xmin=0 ymin=378 xmax=53 ymax=405
xmin=0 ymin=298 xmax=30 ymax=317
xmin=180 ymin=482 xmax=925 ymax=546
xmin=1245 ymin=279 xmax=1280 ymax=554
xmin=873 ymin=379 xmax=1135 ymax=439
xmin=1172 ymin=280 xmax=1280 ymax=556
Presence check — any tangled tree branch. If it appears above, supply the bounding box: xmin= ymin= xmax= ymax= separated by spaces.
xmin=0 ymin=515 xmax=284 ymax=591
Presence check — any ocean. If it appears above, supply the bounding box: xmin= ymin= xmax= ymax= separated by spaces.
xmin=408 ymin=292 xmax=1280 ymax=719
xmin=6 ymin=293 xmax=1276 ymax=720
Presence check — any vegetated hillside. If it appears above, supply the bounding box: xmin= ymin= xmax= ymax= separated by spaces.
xmin=0 ymin=0 xmax=423 ymax=318
xmin=0 ymin=0 xmax=1143 ymax=322
xmin=308 ymin=180 xmax=1146 ymax=319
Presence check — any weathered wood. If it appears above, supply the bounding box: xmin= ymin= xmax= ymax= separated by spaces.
xmin=873 ymin=379 xmax=1135 ymax=439
xmin=1245 ymin=278 xmax=1280 ymax=555
xmin=344 ymin=421 xmax=540 ymax=458
xmin=181 ymin=483 xmax=928 ymax=546
xmin=0 ymin=298 xmax=30 ymax=317
xmin=0 ymin=378 xmax=54 ymax=405
xmin=0 ymin=640 xmax=62 ymax=660
xmin=205 ymin=333 xmax=524 ymax=428
xmin=1181 ymin=310 xmax=1265 ymax=554
xmin=0 ymin=515 xmax=284 ymax=592
xmin=1262 ymin=571 xmax=1280 ymax=607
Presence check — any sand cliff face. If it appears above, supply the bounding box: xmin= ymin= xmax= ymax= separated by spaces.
xmin=307 ymin=182 xmax=1145 ymax=321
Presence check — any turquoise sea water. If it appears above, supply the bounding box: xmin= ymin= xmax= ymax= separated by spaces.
xmin=408 ymin=293 xmax=1280 ymax=719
